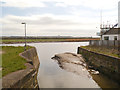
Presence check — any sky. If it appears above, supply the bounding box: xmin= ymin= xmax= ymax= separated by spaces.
xmin=0 ymin=0 xmax=119 ymax=37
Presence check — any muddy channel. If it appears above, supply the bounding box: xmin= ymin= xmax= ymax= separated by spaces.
xmin=52 ymin=52 xmax=120 ymax=88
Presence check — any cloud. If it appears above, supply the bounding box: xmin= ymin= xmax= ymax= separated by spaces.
xmin=55 ymin=3 xmax=67 ymax=7
xmin=1 ymin=0 xmax=46 ymax=8
xmin=1 ymin=14 xmax=99 ymax=36
xmin=1 ymin=0 xmax=119 ymax=36
xmin=1 ymin=0 xmax=119 ymax=10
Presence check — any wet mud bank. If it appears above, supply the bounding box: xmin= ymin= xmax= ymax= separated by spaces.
xmin=52 ymin=53 xmax=100 ymax=88
xmin=77 ymin=47 xmax=120 ymax=86
xmin=52 ymin=52 xmax=120 ymax=88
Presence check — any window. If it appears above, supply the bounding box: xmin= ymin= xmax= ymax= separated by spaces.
xmin=104 ymin=36 xmax=109 ymax=40
xmin=114 ymin=36 xmax=117 ymax=40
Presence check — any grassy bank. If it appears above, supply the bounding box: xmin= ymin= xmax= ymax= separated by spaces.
xmin=2 ymin=39 xmax=67 ymax=44
xmin=81 ymin=46 xmax=120 ymax=58
xmin=2 ymin=46 xmax=31 ymax=76
xmin=2 ymin=38 xmax=100 ymax=44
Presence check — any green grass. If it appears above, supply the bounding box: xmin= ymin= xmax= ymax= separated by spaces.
xmin=81 ymin=46 xmax=120 ymax=58
xmin=2 ymin=39 xmax=68 ymax=43
xmin=2 ymin=46 xmax=32 ymax=76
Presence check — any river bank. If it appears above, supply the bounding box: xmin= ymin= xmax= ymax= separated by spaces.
xmin=2 ymin=38 xmax=99 ymax=44
xmin=52 ymin=52 xmax=120 ymax=88
xmin=2 ymin=46 xmax=40 ymax=88
xmin=78 ymin=46 xmax=120 ymax=87
xmin=2 ymin=46 xmax=28 ymax=76
xmin=1 ymin=42 xmax=119 ymax=88
xmin=81 ymin=46 xmax=120 ymax=58
xmin=52 ymin=52 xmax=100 ymax=88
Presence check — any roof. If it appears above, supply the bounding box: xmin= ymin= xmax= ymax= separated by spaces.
xmin=103 ymin=28 xmax=120 ymax=35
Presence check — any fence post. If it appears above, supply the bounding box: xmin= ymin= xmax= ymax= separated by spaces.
xmin=118 ymin=41 xmax=120 ymax=55
xmin=101 ymin=40 xmax=103 ymax=46
xmin=114 ymin=40 xmax=115 ymax=49
xmin=89 ymin=40 xmax=91 ymax=46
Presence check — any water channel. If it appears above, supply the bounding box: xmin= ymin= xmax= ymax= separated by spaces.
xmin=2 ymin=42 xmax=120 ymax=88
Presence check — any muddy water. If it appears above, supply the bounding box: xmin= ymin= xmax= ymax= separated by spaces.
xmin=33 ymin=42 xmax=98 ymax=88
xmin=51 ymin=53 xmax=120 ymax=88
xmin=2 ymin=42 xmax=120 ymax=88
xmin=32 ymin=42 xmax=119 ymax=88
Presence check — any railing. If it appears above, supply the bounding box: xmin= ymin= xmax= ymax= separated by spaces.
xmin=89 ymin=40 xmax=120 ymax=50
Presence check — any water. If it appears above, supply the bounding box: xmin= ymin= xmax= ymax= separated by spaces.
xmin=33 ymin=42 xmax=100 ymax=88
xmin=1 ymin=42 xmax=120 ymax=88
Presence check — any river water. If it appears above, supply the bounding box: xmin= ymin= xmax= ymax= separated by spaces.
xmin=2 ymin=42 xmax=120 ymax=88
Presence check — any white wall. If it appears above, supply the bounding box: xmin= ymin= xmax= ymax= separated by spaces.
xmin=118 ymin=1 xmax=120 ymax=27
xmin=102 ymin=34 xmax=120 ymax=40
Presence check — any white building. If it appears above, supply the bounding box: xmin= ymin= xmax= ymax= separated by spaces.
xmin=101 ymin=28 xmax=120 ymax=40
xmin=101 ymin=2 xmax=120 ymax=40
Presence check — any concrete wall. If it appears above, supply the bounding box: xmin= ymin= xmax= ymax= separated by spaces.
xmin=77 ymin=47 xmax=120 ymax=84
xmin=2 ymin=47 xmax=40 ymax=88
xmin=20 ymin=48 xmax=40 ymax=88
xmin=20 ymin=48 xmax=40 ymax=70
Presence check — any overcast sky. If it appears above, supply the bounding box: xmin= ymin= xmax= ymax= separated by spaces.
xmin=0 ymin=0 xmax=119 ymax=37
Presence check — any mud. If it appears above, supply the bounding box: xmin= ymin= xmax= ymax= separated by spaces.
xmin=52 ymin=52 xmax=99 ymax=79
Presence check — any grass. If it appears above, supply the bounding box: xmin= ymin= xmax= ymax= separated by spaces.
xmin=81 ymin=46 xmax=120 ymax=58
xmin=2 ymin=39 xmax=67 ymax=43
xmin=2 ymin=38 xmax=100 ymax=44
xmin=2 ymin=46 xmax=32 ymax=77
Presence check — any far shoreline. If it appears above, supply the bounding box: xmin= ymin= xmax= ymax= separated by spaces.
xmin=1 ymin=40 xmax=90 ymax=44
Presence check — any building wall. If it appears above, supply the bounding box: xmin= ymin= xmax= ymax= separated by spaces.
xmin=118 ymin=1 xmax=120 ymax=27
xmin=102 ymin=34 xmax=119 ymax=40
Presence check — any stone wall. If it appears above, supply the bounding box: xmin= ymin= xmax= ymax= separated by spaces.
xmin=77 ymin=47 xmax=120 ymax=84
xmin=2 ymin=47 xmax=40 ymax=88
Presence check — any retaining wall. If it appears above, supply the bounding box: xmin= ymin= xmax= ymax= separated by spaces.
xmin=2 ymin=47 xmax=40 ymax=88
xmin=77 ymin=47 xmax=120 ymax=84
